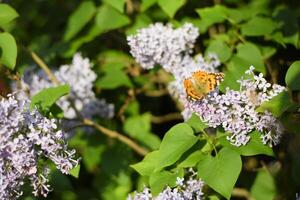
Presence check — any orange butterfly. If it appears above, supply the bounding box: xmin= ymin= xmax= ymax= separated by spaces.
xmin=184 ymin=71 xmax=224 ymax=101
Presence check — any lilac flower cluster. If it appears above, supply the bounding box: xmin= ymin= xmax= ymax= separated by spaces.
xmin=187 ymin=66 xmax=285 ymax=147
xmin=128 ymin=175 xmax=204 ymax=200
xmin=20 ymin=53 xmax=114 ymax=120
xmin=127 ymin=23 xmax=199 ymax=72
xmin=127 ymin=23 xmax=221 ymax=104
xmin=0 ymin=93 xmax=78 ymax=199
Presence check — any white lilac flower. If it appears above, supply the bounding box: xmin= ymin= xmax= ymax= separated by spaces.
xmin=127 ymin=174 xmax=204 ymax=200
xmin=19 ymin=53 xmax=114 ymax=120
xmin=186 ymin=66 xmax=285 ymax=147
xmin=127 ymin=23 xmax=221 ymax=108
xmin=127 ymin=23 xmax=199 ymax=72
xmin=0 ymin=93 xmax=79 ymax=199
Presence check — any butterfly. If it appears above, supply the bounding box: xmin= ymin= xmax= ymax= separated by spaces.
xmin=184 ymin=71 xmax=224 ymax=101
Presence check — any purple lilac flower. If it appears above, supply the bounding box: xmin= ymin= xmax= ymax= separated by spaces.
xmin=19 ymin=53 xmax=114 ymax=120
xmin=186 ymin=66 xmax=285 ymax=147
xmin=127 ymin=23 xmax=221 ymax=109
xmin=127 ymin=172 xmax=204 ymax=200
xmin=0 ymin=93 xmax=79 ymax=199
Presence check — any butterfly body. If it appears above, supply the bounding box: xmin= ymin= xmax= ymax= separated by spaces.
xmin=184 ymin=71 xmax=224 ymax=101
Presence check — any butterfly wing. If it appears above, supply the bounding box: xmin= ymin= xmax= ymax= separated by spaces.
xmin=184 ymin=71 xmax=224 ymax=101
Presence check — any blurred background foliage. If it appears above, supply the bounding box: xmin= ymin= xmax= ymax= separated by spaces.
xmin=1 ymin=0 xmax=300 ymax=199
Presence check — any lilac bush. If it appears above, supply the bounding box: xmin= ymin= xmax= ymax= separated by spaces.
xmin=128 ymin=23 xmax=285 ymax=147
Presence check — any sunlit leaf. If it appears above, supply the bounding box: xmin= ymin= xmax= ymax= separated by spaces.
xmin=155 ymin=123 xmax=197 ymax=171
xmin=0 ymin=32 xmax=17 ymax=69
xmin=158 ymin=0 xmax=186 ymax=18
xmin=197 ymin=148 xmax=242 ymax=199
xmin=0 ymin=3 xmax=18 ymax=26
xmin=63 ymin=1 xmax=96 ymax=41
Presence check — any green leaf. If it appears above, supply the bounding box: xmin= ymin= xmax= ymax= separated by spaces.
xmin=186 ymin=113 xmax=208 ymax=133
xmin=206 ymin=39 xmax=232 ymax=62
xmin=126 ymin=14 xmax=152 ymax=35
xmin=101 ymin=171 xmax=132 ymax=200
xmin=158 ymin=0 xmax=186 ymax=18
xmin=95 ymin=5 xmax=130 ymax=32
xmin=273 ymin=7 xmax=299 ymax=48
xmin=233 ymin=42 xmax=265 ymax=74
xmin=63 ymin=1 xmax=96 ymax=41
xmin=220 ymin=42 xmax=265 ymax=90
xmin=99 ymin=50 xmax=133 ymax=67
xmin=156 ymin=123 xmax=197 ymax=171
xmin=30 ymin=85 xmax=70 ymax=112
xmin=197 ymin=148 xmax=242 ymax=199
xmin=219 ymin=131 xmax=274 ymax=156
xmin=64 ymin=5 xmax=130 ymax=57
xmin=131 ymin=150 xmax=159 ymax=176
xmin=241 ymin=16 xmax=277 ymax=36
xmin=150 ymin=169 xmax=183 ymax=195
xmin=196 ymin=5 xmax=227 ymax=32
xmin=250 ymin=169 xmax=276 ymax=200
xmin=256 ymin=91 xmax=296 ymax=117
xmin=103 ymin=0 xmax=125 ymax=13
xmin=96 ymin=68 xmax=132 ymax=89
xmin=0 ymin=4 xmax=18 ymax=26
xmin=69 ymin=164 xmax=80 ymax=178
xmin=141 ymin=0 xmax=157 ymax=12
xmin=285 ymin=61 xmax=300 ymax=91
xmin=178 ymin=150 xmax=205 ymax=168
xmin=124 ymin=113 xmax=161 ymax=150
xmin=0 ymin=32 xmax=17 ymax=70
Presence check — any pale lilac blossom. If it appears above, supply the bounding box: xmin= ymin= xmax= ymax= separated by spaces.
xmin=0 ymin=93 xmax=78 ymax=199
xmin=127 ymin=23 xmax=221 ymax=107
xmin=127 ymin=173 xmax=204 ymax=200
xmin=19 ymin=53 xmax=114 ymax=120
xmin=186 ymin=66 xmax=285 ymax=147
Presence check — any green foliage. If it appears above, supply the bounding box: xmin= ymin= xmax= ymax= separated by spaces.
xmin=69 ymin=165 xmax=81 ymax=178
xmin=102 ymin=0 xmax=126 ymax=13
xmin=197 ymin=148 xmax=242 ymax=199
xmin=186 ymin=113 xmax=208 ymax=133
xmin=219 ymin=131 xmax=274 ymax=156
xmin=131 ymin=150 xmax=159 ymax=176
xmin=240 ymin=16 xmax=277 ymax=36
xmin=158 ymin=0 xmax=186 ymax=18
xmin=30 ymin=85 xmax=70 ymax=114
xmin=4 ymin=0 xmax=300 ymax=199
xmin=0 ymin=3 xmax=18 ymax=69
xmin=285 ymin=61 xmax=300 ymax=91
xmin=0 ymin=3 xmax=18 ymax=26
xmin=0 ymin=32 xmax=17 ymax=69
xmin=206 ymin=39 xmax=232 ymax=62
xmin=63 ymin=1 xmax=96 ymax=41
xmin=256 ymin=91 xmax=297 ymax=117
xmin=155 ymin=123 xmax=197 ymax=171
xmin=250 ymin=169 xmax=276 ymax=200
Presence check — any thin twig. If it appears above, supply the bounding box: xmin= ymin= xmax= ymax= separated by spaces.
xmin=117 ymin=89 xmax=135 ymax=121
xmin=125 ymin=0 xmax=134 ymax=14
xmin=151 ymin=113 xmax=183 ymax=124
xmin=83 ymin=118 xmax=148 ymax=156
xmin=30 ymin=51 xmax=149 ymax=156
xmin=30 ymin=51 xmax=60 ymax=85
xmin=232 ymin=187 xmax=255 ymax=200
